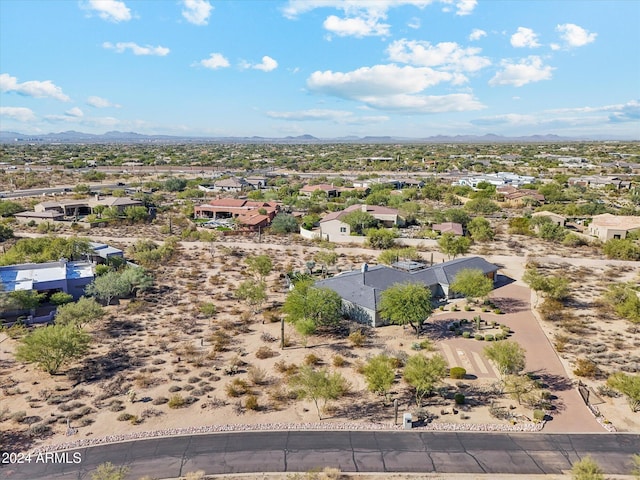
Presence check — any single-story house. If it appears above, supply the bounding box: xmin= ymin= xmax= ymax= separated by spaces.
xmin=34 ymin=196 xmax=142 ymax=218
xmin=315 ymin=256 xmax=499 ymax=327
xmin=587 ymin=213 xmax=640 ymax=241
xmin=299 ymin=184 xmax=339 ymax=198
xmin=432 ymin=222 xmax=464 ymax=236
xmin=194 ymin=199 xmax=280 ymax=223
xmin=0 ymin=259 xmax=94 ymax=300
xmin=14 ymin=210 xmax=64 ymax=224
xmin=318 ymin=204 xmax=404 ymax=241
xmin=532 ymin=211 xmax=566 ymax=227
xmin=211 ymin=177 xmax=254 ymax=192
xmin=88 ymin=242 xmax=124 ymax=262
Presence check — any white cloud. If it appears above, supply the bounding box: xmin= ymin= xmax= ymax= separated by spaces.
xmin=387 ymin=39 xmax=491 ymax=73
xmin=196 ymin=53 xmax=230 ymax=70
xmin=510 ymin=27 xmax=540 ymax=48
xmin=86 ymin=96 xmax=121 ymax=108
xmin=489 ymin=56 xmax=553 ymax=87
xmin=556 ymin=23 xmax=597 ymax=47
xmin=0 ymin=106 xmax=36 ymax=122
xmin=102 ymin=42 xmax=170 ymax=56
xmin=468 ymin=28 xmax=486 ymax=41
xmin=0 ymin=73 xmax=70 ymax=101
xmin=182 ymin=0 xmax=213 ymax=26
xmin=282 ymin=1 xmax=477 ymax=38
xmin=307 ymin=64 xmax=484 ymax=113
xmin=323 ymin=14 xmax=390 ymax=37
xmin=65 ymin=107 xmax=84 ymax=117
xmin=244 ymin=56 xmax=278 ymax=72
xmin=408 ymin=17 xmax=421 ymax=29
xmin=83 ymin=0 xmax=132 ymax=22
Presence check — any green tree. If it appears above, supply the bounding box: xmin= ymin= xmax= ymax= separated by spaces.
xmin=362 ymin=354 xmax=395 ymax=397
xmin=607 ymin=372 xmax=640 ymax=412
xmin=379 ymin=283 xmax=433 ymax=336
xmin=522 ymin=268 xmax=569 ymax=302
xmin=437 ymin=232 xmax=471 ymax=259
xmin=464 ymin=198 xmax=499 ymax=215
xmin=0 ymin=224 xmax=13 ymax=242
xmin=450 ymin=268 xmax=494 ymax=301
xmin=90 ymin=462 xmax=129 ymax=480
xmin=85 ymin=271 xmax=129 ymax=305
xmin=444 ymin=208 xmax=470 ymax=227
xmin=341 ymin=209 xmax=378 ymax=235
xmin=283 ymin=280 xmax=342 ymax=337
xmin=403 ymin=353 xmax=447 ymax=406
xmin=366 ymin=228 xmax=398 ymax=249
xmin=603 ymin=283 xmax=640 ymax=331
xmin=164 ymin=177 xmax=187 ymax=192
xmin=270 ymin=213 xmax=299 ymax=234
xmin=15 ymin=324 xmax=91 ymax=374
xmin=235 ymin=279 xmax=268 ymax=317
xmin=570 ymin=456 xmax=604 ymax=480
xmin=119 ymin=266 xmax=154 ymax=297
xmin=289 ymin=365 xmax=350 ymax=419
xmin=467 ymin=217 xmax=494 ymax=242
xmin=377 ymin=247 xmax=420 ymax=265
xmin=484 ymin=340 xmax=526 ymax=378
xmin=508 ymin=217 xmax=532 ymax=235
xmin=314 ymin=250 xmax=338 ymax=277
xmin=8 ymin=290 xmax=45 ymax=310
xmin=50 ymin=291 xmax=74 ymax=306
xmin=538 ymin=223 xmax=566 ymax=242
xmin=0 ymin=200 xmax=25 ymax=217
xmin=123 ymin=205 xmax=149 ymax=223
xmin=603 ymin=238 xmax=640 ymax=260
xmin=245 ymin=254 xmax=273 ymax=282
xmin=54 ymin=296 xmax=104 ymax=329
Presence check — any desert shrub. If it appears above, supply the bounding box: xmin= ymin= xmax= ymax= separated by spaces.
xmin=485 ymin=334 xmax=495 ymax=341
xmin=256 ymin=346 xmax=276 ymax=359
xmin=533 ymin=409 xmax=546 ymax=422
xmin=573 ymin=358 xmax=600 ymax=378
xmin=332 ymin=355 xmax=346 ymax=367
xmin=168 ymin=385 xmax=182 ymax=393
xmin=475 ymin=334 xmax=484 ymax=341
xmin=494 ymin=333 xmax=505 ymax=341
xmin=210 ymin=331 xmax=231 ymax=352
xmin=187 ymin=376 xmax=201 ymax=384
xmin=117 ymin=413 xmax=134 ymax=422
xmin=304 ymin=353 xmax=322 ymax=365
xmin=152 ymin=396 xmax=168 ymax=405
xmin=260 ymin=332 xmax=277 ymax=342
xmin=225 ymin=379 xmax=249 ymax=397
xmin=462 ymin=331 xmax=471 ymax=339
xmin=11 ymin=411 xmax=27 ymax=423
xmin=109 ymin=403 xmax=125 ymax=413
xmin=245 ymin=394 xmax=259 ymax=411
xmin=183 ymin=384 xmax=195 ymax=391
xmin=348 ymin=330 xmax=367 ymax=347
xmin=454 ymin=393 xmax=465 ymax=405
xmin=168 ymin=394 xmax=186 ymax=409
xmin=247 ymin=366 xmax=268 ymax=385
xmin=450 ymin=367 xmax=466 ymax=379
xmin=29 ymin=423 xmax=51 ymax=438
xmin=571 ymin=456 xmax=604 ymax=480
xmin=274 ymin=360 xmax=298 ymax=376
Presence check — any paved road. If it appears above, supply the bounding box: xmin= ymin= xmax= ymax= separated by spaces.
xmin=3 ymin=432 xmax=638 ymax=479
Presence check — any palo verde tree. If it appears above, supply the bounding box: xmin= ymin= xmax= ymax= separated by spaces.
xmin=378 ymin=282 xmax=433 ymax=336
xmin=54 ymin=296 xmax=104 ymax=329
xmin=341 ymin=209 xmax=378 ymax=235
xmin=403 ymin=353 xmax=447 ymax=406
xmin=437 ymin=232 xmax=471 ymax=260
xmin=235 ymin=279 xmax=268 ymax=318
xmin=314 ymin=249 xmax=338 ymax=278
xmin=450 ymin=268 xmax=494 ymax=302
xmin=283 ymin=280 xmax=342 ymax=338
xmin=15 ymin=324 xmax=91 ymax=374
xmin=484 ymin=340 xmax=526 ymax=378
xmin=245 ymin=254 xmax=273 ymax=282
xmin=362 ymin=354 xmax=396 ymax=398
xmin=288 ymin=365 xmax=350 ymax=420
xmin=607 ymin=372 xmax=640 ymax=412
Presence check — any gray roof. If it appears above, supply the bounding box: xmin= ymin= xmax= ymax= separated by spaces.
xmin=315 ymin=256 xmax=498 ymax=311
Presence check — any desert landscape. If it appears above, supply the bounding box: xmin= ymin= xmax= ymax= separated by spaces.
xmin=2 ymin=220 xmax=638 ymax=461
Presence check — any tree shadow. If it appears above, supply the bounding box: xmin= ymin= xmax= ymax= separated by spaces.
xmin=528 ymin=370 xmax=574 ymax=391
xmin=67 ymin=347 xmax=139 ymax=385
xmin=490 ymin=296 xmax=529 ymax=314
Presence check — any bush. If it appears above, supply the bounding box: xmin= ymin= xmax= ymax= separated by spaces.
xmin=304 ymin=353 xmax=322 ymax=365
xmin=533 ymin=409 xmax=546 ymax=422
xmin=117 ymin=412 xmax=133 ymax=422
xmin=245 ymin=394 xmax=259 ymax=411
xmin=450 ymin=367 xmax=466 ymax=379
xmin=454 ymin=393 xmax=465 ymax=405
xmin=573 ymin=358 xmax=599 ymax=378
xmin=475 ymin=334 xmax=484 ymax=341
xmin=152 ymin=397 xmax=168 ymax=405
xmin=255 ymin=346 xmax=276 ymax=359
xmin=485 ymin=334 xmax=495 ymax=341
xmin=332 ymin=355 xmax=346 ymax=367
xmin=462 ymin=331 xmax=471 ymax=339
xmin=348 ymin=330 xmax=366 ymax=347
xmin=168 ymin=394 xmax=186 ymax=409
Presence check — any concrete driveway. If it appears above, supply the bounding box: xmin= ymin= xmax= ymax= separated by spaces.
xmin=432 ymin=282 xmax=604 ymax=433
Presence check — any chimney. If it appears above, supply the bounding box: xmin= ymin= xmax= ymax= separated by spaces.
xmin=361 ymin=204 xmax=367 ymax=212
xmin=361 ymin=263 xmax=368 ymax=283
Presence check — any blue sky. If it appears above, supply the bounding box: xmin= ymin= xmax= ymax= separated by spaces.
xmin=1 ymin=0 xmax=639 ymax=138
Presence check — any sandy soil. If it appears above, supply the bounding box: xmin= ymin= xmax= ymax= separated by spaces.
xmin=1 ymin=224 xmax=638 ymax=457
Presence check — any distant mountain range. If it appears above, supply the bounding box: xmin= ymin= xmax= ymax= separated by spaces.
xmin=0 ymin=130 xmax=631 ymax=144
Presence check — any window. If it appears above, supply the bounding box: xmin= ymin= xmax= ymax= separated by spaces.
xmin=340 ymin=227 xmax=347 ymax=233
